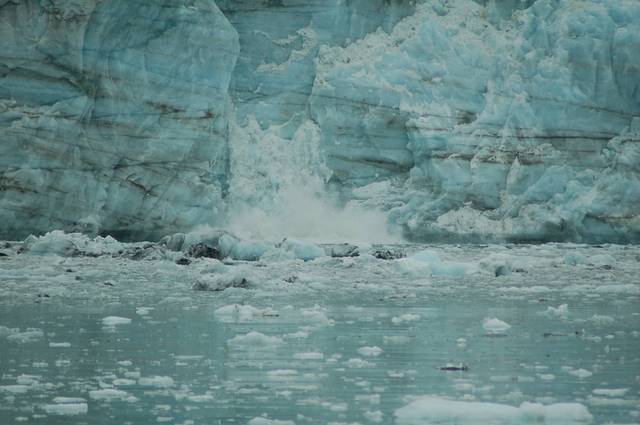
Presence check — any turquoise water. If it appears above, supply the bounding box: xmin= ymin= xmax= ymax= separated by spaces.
xmin=1 ymin=244 xmax=639 ymax=424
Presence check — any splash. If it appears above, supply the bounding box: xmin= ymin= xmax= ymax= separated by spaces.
xmin=225 ymin=115 xmax=401 ymax=244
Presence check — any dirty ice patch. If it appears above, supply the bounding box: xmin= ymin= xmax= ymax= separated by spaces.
xmin=214 ymin=304 xmax=278 ymax=322
xmin=395 ymin=397 xmax=593 ymax=424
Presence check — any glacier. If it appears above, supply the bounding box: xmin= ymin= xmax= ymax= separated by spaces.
xmin=0 ymin=0 xmax=639 ymax=243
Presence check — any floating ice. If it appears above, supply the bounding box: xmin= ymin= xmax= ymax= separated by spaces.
xmin=357 ymin=346 xmax=383 ymax=357
xmin=102 ymin=316 xmax=132 ymax=327
xmin=544 ymin=304 xmax=569 ymax=319
xmin=568 ymin=369 xmax=593 ymax=379
xmin=228 ymin=332 xmax=284 ymax=349
xmin=247 ymin=417 xmax=295 ymax=425
xmin=6 ymin=328 xmax=44 ymax=344
xmin=89 ymin=389 xmax=135 ymax=402
xmin=395 ymin=397 xmax=593 ymax=424
xmin=43 ymin=398 xmax=88 ymax=416
xmin=138 ymin=376 xmax=174 ymax=388
xmin=392 ymin=314 xmax=421 ymax=324
xmin=214 ymin=305 xmax=278 ymax=322
xmin=483 ymin=318 xmax=511 ymax=335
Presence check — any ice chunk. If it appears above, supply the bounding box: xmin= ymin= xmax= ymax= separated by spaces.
xmin=395 ymin=397 xmax=593 ymax=424
xmin=293 ymin=352 xmax=324 ymax=361
xmin=88 ymin=389 xmax=135 ymax=402
xmin=483 ymin=318 xmax=511 ymax=335
xmin=228 ymin=332 xmax=284 ymax=348
xmin=6 ymin=328 xmax=44 ymax=344
xmin=357 ymin=346 xmax=383 ymax=357
xmin=587 ymin=254 xmax=616 ymax=268
xmin=567 ymin=369 xmax=593 ymax=379
xmin=544 ymin=304 xmax=569 ymax=319
xmin=193 ymin=275 xmax=251 ymax=292
xmin=138 ymin=376 xmax=174 ymax=388
xmin=247 ymin=418 xmax=295 ymax=425
xmin=392 ymin=314 xmax=420 ymax=324
xmin=102 ymin=316 xmax=132 ymax=326
xmin=214 ymin=304 xmax=278 ymax=322
xmin=43 ymin=398 xmax=88 ymax=416
xmin=279 ymin=239 xmax=326 ymax=261
xmin=396 ymin=249 xmax=476 ymax=277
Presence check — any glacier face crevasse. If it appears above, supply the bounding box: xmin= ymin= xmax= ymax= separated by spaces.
xmin=0 ymin=0 xmax=639 ymax=243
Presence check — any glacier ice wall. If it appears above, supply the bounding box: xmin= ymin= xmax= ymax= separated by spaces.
xmin=310 ymin=0 xmax=640 ymax=243
xmin=1 ymin=0 xmax=639 ymax=243
xmin=0 ymin=0 xmax=239 ymax=240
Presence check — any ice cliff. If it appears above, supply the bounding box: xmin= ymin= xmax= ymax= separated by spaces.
xmin=0 ymin=0 xmax=239 ymax=240
xmin=1 ymin=0 xmax=639 ymax=243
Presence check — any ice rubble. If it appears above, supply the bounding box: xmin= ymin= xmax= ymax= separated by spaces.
xmin=0 ymin=0 xmax=638 ymax=243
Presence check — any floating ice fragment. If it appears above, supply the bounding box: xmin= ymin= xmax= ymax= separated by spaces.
xmin=590 ymin=315 xmax=615 ymax=326
xmin=587 ymin=254 xmax=616 ymax=268
xmin=395 ymin=397 xmax=593 ymax=424
xmin=0 ymin=385 xmax=30 ymax=394
xmin=89 ymin=389 xmax=135 ymax=402
xmin=267 ymin=370 xmax=298 ymax=380
xmin=592 ymin=388 xmax=628 ymax=397
xmin=293 ymin=352 xmax=324 ymax=360
xmin=102 ymin=316 xmax=131 ymax=326
xmin=364 ymin=410 xmax=384 ymax=423
xmin=138 ymin=376 xmax=174 ymax=388
xmin=43 ymin=402 xmax=88 ymax=416
xmin=357 ymin=346 xmax=383 ymax=357
xmin=6 ymin=328 xmax=44 ymax=343
xmin=136 ymin=307 xmax=153 ymax=316
xmin=247 ymin=417 xmax=295 ymax=425
xmin=483 ymin=318 xmax=511 ymax=335
xmin=568 ymin=369 xmax=593 ymax=379
xmin=392 ymin=314 xmax=420 ymax=324
xmin=214 ymin=304 xmax=278 ymax=322
xmin=346 ymin=358 xmax=374 ymax=368
xmin=544 ymin=304 xmax=569 ymax=319
xmin=228 ymin=331 xmax=284 ymax=348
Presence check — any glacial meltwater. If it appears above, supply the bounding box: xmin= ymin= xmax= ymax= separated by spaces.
xmin=1 ymin=240 xmax=638 ymax=425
